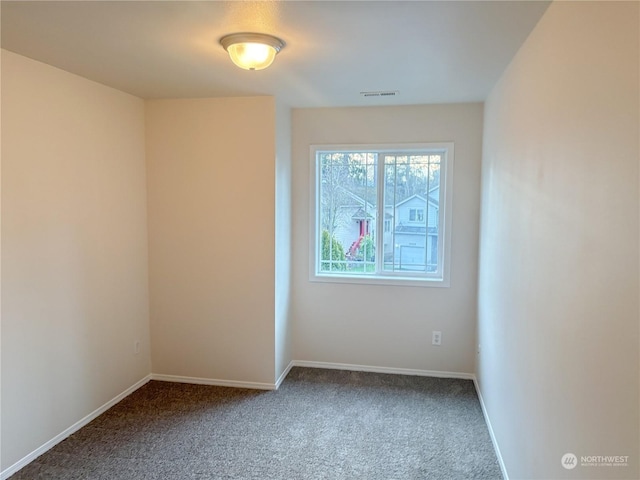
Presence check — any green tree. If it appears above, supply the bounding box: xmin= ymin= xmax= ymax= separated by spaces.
xmin=321 ymin=230 xmax=346 ymax=271
xmin=356 ymin=234 xmax=375 ymax=262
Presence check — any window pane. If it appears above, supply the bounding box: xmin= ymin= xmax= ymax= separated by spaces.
xmin=313 ymin=144 xmax=450 ymax=285
xmin=318 ymin=152 xmax=377 ymax=275
xmin=382 ymin=153 xmax=441 ymax=273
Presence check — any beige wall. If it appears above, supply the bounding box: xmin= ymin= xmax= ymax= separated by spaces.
xmin=146 ymin=97 xmax=277 ymax=385
xmin=292 ymin=104 xmax=483 ymax=373
xmin=1 ymin=50 xmax=150 ymax=470
xmin=477 ymin=2 xmax=639 ymax=478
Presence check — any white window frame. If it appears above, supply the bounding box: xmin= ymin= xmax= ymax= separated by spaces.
xmin=309 ymin=142 xmax=454 ymax=287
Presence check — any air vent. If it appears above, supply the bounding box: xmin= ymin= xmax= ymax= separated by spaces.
xmin=360 ymin=90 xmax=399 ymax=97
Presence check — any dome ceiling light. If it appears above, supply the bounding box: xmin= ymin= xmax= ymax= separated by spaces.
xmin=219 ymin=32 xmax=285 ymax=71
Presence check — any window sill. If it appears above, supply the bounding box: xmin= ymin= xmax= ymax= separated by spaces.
xmin=310 ymin=273 xmax=450 ymax=288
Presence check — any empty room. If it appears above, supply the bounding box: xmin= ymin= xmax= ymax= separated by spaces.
xmin=1 ymin=1 xmax=638 ymax=479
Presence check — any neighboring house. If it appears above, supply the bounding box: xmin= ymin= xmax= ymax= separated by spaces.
xmin=392 ymin=191 xmax=439 ymax=272
xmin=331 ymin=191 xmax=376 ymax=258
xmin=331 ymin=186 xmax=439 ymax=271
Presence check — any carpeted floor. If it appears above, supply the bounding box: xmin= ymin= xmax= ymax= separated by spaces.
xmin=10 ymin=367 xmax=502 ymax=479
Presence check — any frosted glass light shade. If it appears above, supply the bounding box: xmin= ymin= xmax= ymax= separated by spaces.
xmin=227 ymin=42 xmax=277 ymax=71
xmin=220 ymin=33 xmax=285 ymax=71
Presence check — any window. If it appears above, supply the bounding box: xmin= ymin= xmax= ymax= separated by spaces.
xmin=310 ymin=143 xmax=453 ymax=286
xmin=409 ymin=208 xmax=424 ymax=223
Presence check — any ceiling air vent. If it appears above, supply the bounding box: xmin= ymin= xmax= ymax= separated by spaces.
xmin=360 ymin=90 xmax=399 ymax=98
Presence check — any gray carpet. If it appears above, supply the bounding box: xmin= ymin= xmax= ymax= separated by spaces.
xmin=10 ymin=367 xmax=502 ymax=479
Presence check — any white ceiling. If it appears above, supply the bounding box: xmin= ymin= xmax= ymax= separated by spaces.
xmin=1 ymin=1 xmax=550 ymax=107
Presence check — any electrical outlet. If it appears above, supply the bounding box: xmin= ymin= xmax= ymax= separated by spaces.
xmin=432 ymin=331 xmax=442 ymax=346
xmin=134 ymin=340 xmax=140 ymax=355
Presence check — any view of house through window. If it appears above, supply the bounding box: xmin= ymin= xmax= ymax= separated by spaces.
xmin=312 ymin=143 xmax=453 ymax=284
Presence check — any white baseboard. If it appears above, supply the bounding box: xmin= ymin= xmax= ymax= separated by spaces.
xmin=0 ymin=374 xmax=152 ymax=480
xmin=275 ymin=361 xmax=294 ymax=389
xmin=473 ymin=376 xmax=509 ymax=480
xmin=151 ymin=373 xmax=277 ymax=390
xmin=290 ymin=360 xmax=475 ymax=380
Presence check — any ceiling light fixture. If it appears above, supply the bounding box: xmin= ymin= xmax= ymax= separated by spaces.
xmin=220 ymin=32 xmax=285 ymax=71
